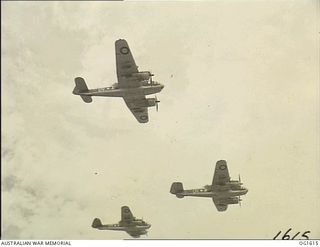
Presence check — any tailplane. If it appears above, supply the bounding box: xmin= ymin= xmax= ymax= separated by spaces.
xmin=73 ymin=77 xmax=92 ymax=103
xmin=170 ymin=182 xmax=184 ymax=198
xmin=91 ymin=218 xmax=102 ymax=228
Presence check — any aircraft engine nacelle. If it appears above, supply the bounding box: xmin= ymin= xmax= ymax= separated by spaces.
xmin=230 ymin=184 xmax=242 ymax=190
xmin=132 ymin=98 xmax=159 ymax=109
xmin=230 ymin=181 xmax=243 ymax=186
xmin=132 ymin=72 xmax=152 ymax=81
xmin=146 ymin=98 xmax=157 ymax=107
xmin=139 ymin=230 xmax=148 ymax=235
xmin=221 ymin=197 xmax=240 ymax=205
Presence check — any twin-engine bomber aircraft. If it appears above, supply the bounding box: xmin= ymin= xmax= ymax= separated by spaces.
xmin=91 ymin=206 xmax=151 ymax=238
xmin=170 ymin=160 xmax=248 ymax=212
xmin=73 ymin=39 xmax=165 ymax=123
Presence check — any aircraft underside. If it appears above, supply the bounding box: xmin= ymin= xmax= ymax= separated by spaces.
xmin=80 ymin=85 xmax=163 ymax=98
xmin=181 ymin=189 xmax=246 ymax=198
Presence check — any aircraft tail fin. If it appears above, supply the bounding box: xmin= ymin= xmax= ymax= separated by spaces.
xmin=73 ymin=77 xmax=92 ymax=103
xmin=91 ymin=218 xmax=102 ymax=228
xmin=170 ymin=182 xmax=184 ymax=198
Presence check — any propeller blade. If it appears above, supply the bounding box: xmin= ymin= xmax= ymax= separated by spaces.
xmin=155 ymin=95 xmax=160 ymax=112
xmin=238 ymin=174 xmax=241 ymax=182
xmin=239 ymin=196 xmax=241 ymax=207
xmin=149 ymin=72 xmax=154 ymax=84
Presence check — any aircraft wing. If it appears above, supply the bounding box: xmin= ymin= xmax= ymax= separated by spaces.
xmin=212 ymin=160 xmax=230 ymax=186
xmin=123 ymin=96 xmax=149 ymax=123
xmin=115 ymin=39 xmax=140 ymax=88
xmin=212 ymin=197 xmax=228 ymax=212
xmin=121 ymin=206 xmax=134 ymax=223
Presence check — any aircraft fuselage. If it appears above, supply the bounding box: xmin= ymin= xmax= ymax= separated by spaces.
xmin=95 ymin=223 xmax=151 ymax=231
xmin=95 ymin=222 xmax=151 ymax=238
xmin=75 ymin=84 xmax=164 ymax=98
xmin=177 ymin=187 xmax=248 ymax=198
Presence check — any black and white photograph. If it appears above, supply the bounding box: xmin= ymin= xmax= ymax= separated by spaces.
xmin=1 ymin=0 xmax=319 ymax=242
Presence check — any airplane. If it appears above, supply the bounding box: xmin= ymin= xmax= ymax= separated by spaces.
xmin=72 ymin=39 xmax=165 ymax=123
xmin=91 ymin=206 xmax=151 ymax=238
xmin=170 ymin=160 xmax=248 ymax=212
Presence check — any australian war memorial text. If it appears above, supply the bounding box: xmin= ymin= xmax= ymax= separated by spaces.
xmin=0 ymin=241 xmax=71 ymax=246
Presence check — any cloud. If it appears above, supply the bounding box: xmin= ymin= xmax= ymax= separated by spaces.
xmin=2 ymin=225 xmax=23 ymax=240
xmin=2 ymin=175 xmax=21 ymax=192
xmin=1 ymin=1 xmax=319 ymax=239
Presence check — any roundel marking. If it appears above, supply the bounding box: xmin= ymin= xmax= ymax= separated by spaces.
xmin=140 ymin=116 xmax=148 ymax=121
xmin=124 ymin=208 xmax=130 ymax=213
xmin=120 ymin=47 xmax=129 ymax=55
xmin=219 ymin=164 xmax=227 ymax=170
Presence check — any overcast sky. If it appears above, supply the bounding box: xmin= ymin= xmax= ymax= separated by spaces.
xmin=1 ymin=0 xmax=319 ymax=240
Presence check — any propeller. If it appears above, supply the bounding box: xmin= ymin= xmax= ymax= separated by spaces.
xmin=149 ymin=72 xmax=154 ymax=85
xmin=238 ymin=196 xmax=242 ymax=207
xmin=238 ymin=174 xmax=241 ymax=183
xmin=155 ymin=95 xmax=160 ymax=112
